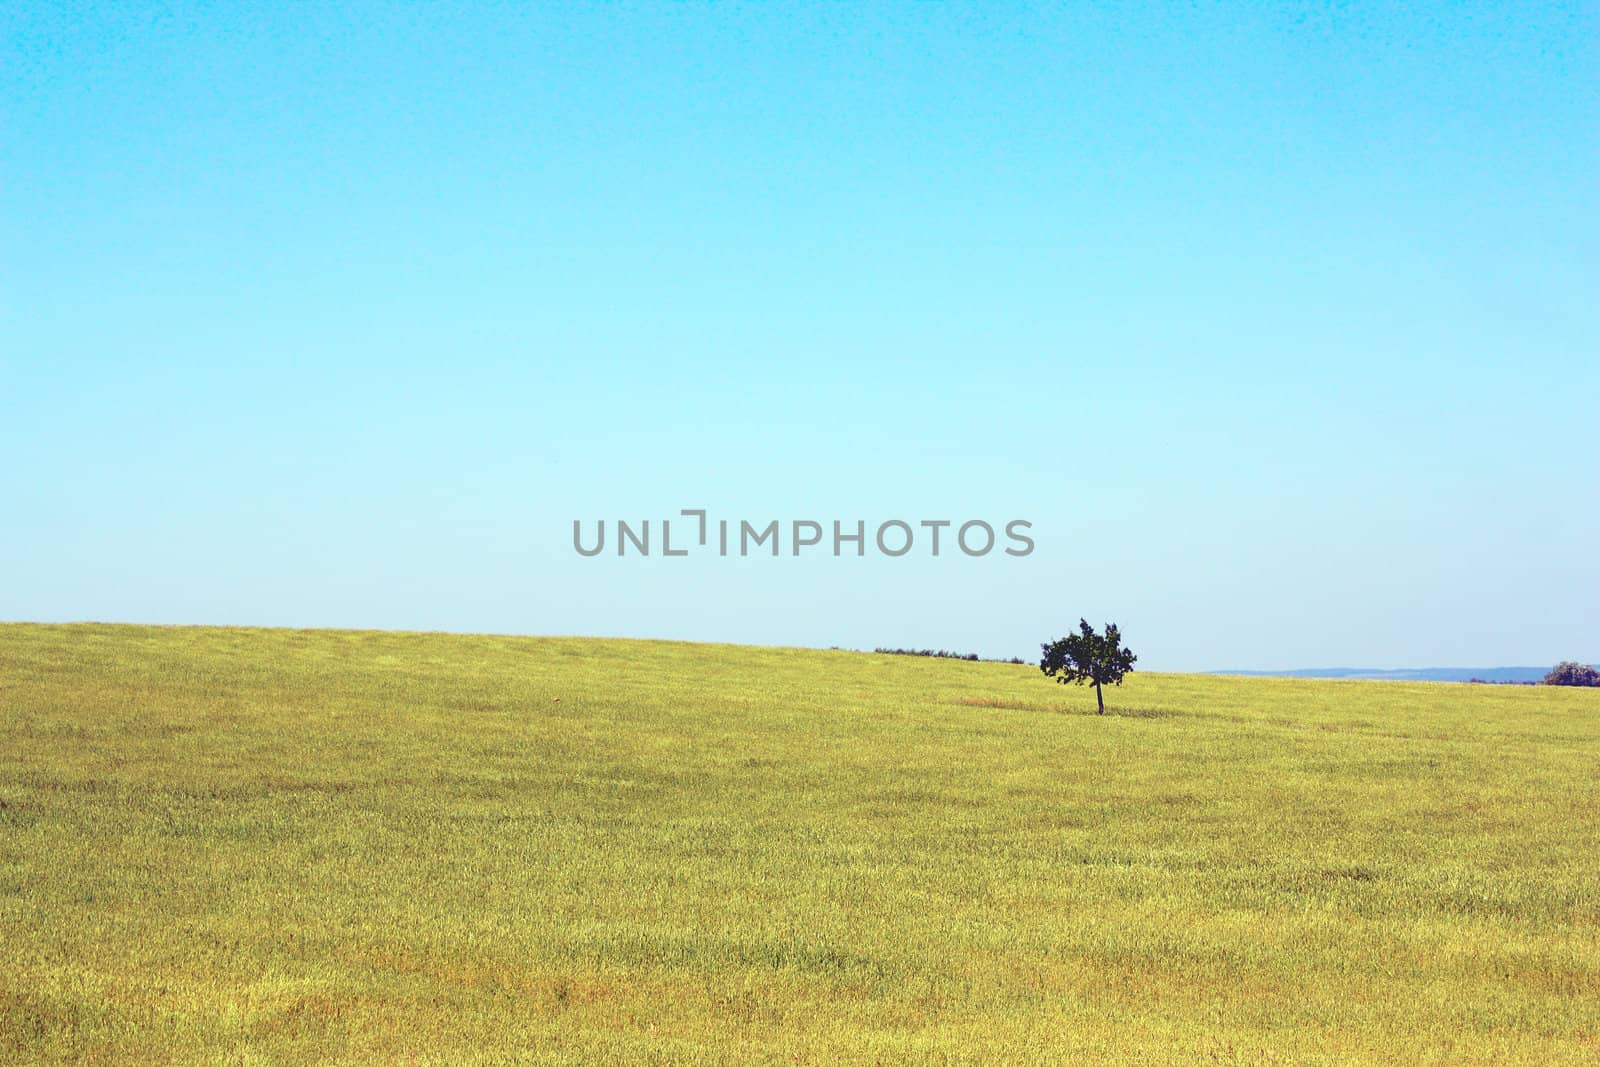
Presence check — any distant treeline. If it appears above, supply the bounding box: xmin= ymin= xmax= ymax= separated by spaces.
xmin=1469 ymin=662 xmax=1600 ymax=686
xmin=874 ymin=647 xmax=1028 ymax=665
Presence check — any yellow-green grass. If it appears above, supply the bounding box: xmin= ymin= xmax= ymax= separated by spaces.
xmin=2 ymin=623 xmax=1597 ymax=1065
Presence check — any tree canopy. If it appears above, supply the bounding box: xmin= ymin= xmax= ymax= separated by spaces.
xmin=1543 ymin=661 xmax=1600 ymax=687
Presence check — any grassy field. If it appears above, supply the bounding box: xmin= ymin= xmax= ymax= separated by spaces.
xmin=1 ymin=623 xmax=1597 ymax=1065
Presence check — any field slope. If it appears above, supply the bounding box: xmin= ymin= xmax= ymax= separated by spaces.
xmin=2 ymin=623 xmax=1597 ymax=1064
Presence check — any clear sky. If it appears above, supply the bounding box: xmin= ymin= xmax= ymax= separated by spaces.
xmin=4 ymin=2 xmax=1596 ymax=670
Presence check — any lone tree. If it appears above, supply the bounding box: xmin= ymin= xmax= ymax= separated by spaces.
xmin=1040 ymin=619 xmax=1137 ymax=714
xmin=1543 ymin=661 xmax=1600 ymax=687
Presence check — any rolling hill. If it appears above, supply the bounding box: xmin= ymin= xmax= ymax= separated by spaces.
xmin=2 ymin=623 xmax=1596 ymax=1064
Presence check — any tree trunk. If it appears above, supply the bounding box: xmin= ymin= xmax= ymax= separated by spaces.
xmin=1095 ymin=681 xmax=1104 ymax=714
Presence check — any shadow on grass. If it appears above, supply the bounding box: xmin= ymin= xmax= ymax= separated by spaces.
xmin=951 ymin=696 xmax=1178 ymax=719
xmin=1098 ymin=705 xmax=1177 ymax=719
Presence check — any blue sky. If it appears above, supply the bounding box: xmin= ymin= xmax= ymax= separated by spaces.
xmin=3 ymin=2 xmax=1596 ymax=670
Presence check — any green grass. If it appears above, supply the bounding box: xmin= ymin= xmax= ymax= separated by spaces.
xmin=2 ymin=623 xmax=1597 ymax=1065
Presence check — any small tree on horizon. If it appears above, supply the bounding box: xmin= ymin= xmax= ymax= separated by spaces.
xmin=1040 ymin=619 xmax=1137 ymax=714
xmin=1543 ymin=661 xmax=1600 ymax=687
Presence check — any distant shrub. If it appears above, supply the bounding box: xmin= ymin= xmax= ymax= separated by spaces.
xmin=873 ymin=649 xmax=1026 ymax=664
xmin=1542 ymin=661 xmax=1600 ymax=687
